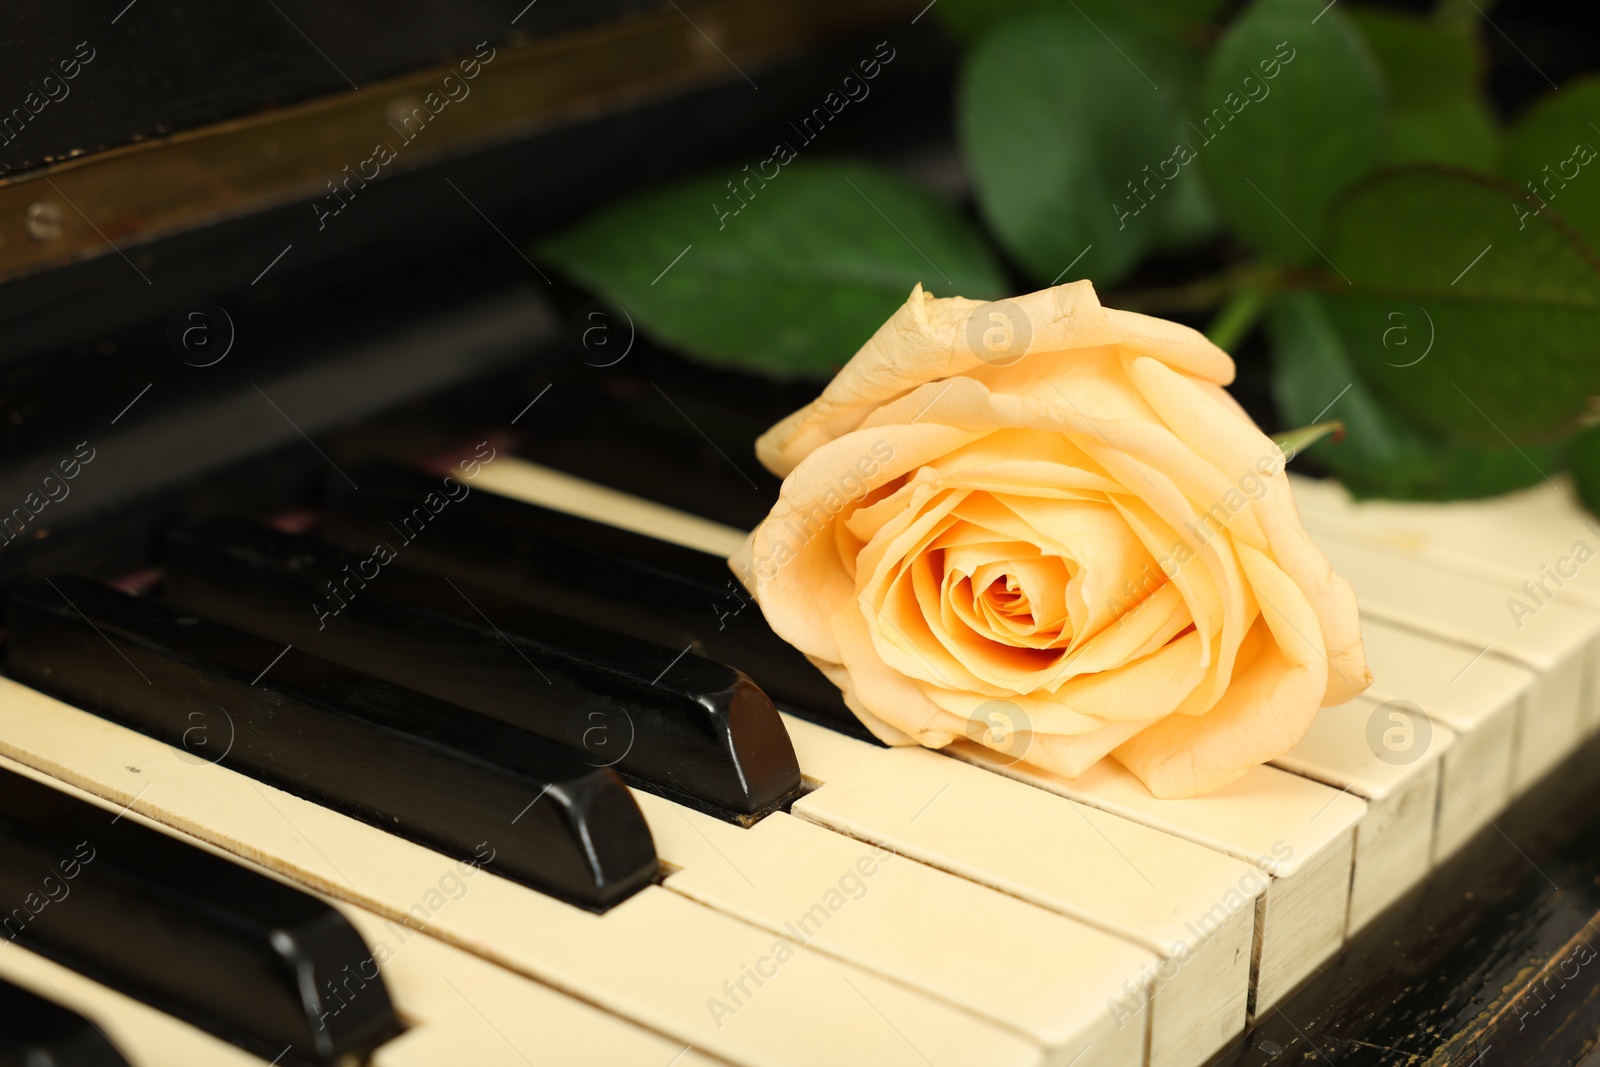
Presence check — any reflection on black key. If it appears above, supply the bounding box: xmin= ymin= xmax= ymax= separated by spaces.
xmin=6 ymin=577 xmax=657 ymax=912
xmin=323 ymin=462 xmax=880 ymax=744
xmin=0 ymin=767 xmax=396 ymax=1065
xmin=163 ymin=518 xmax=802 ymax=822
xmin=0 ymin=978 xmax=130 ymax=1067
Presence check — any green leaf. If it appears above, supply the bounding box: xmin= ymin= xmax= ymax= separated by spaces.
xmin=1349 ymin=7 xmax=1479 ymax=107
xmin=958 ymin=6 xmax=1199 ymax=287
xmin=1320 ymin=168 xmax=1600 ymax=444
xmin=1503 ymin=75 xmax=1600 ymax=252
xmin=1566 ymin=421 xmax=1600 ymax=518
xmin=1382 ymin=97 xmax=1497 ymax=170
xmin=537 ymin=163 xmax=1005 ymax=379
xmin=1269 ymin=290 xmax=1560 ymax=498
xmin=1197 ymin=0 xmax=1384 ymax=262
xmin=1348 ymin=7 xmax=1498 ymax=170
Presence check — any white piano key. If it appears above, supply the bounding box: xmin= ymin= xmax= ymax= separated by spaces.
xmin=0 ymin=938 xmax=266 ymax=1066
xmin=1307 ymin=530 xmax=1599 ymax=790
xmin=1356 ymin=616 xmax=1532 ymax=860
xmin=1292 ymin=474 xmax=1600 ymax=733
xmin=1290 ymin=473 xmax=1600 ymax=611
xmin=352 ymin=910 xmax=729 ymax=1067
xmin=472 ymin=455 xmax=1306 ymax=1060
xmin=0 ymin=680 xmax=1043 ymax=1067
xmin=0 ymin=753 xmax=730 ymax=1067
xmin=949 ymin=742 xmax=1365 ymax=1016
xmin=637 ymin=790 xmax=1153 ymax=1067
xmin=1270 ymin=695 xmax=1455 ymax=933
xmin=781 ymin=713 xmax=1255 ymax=1067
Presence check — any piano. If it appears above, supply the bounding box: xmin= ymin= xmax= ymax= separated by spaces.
xmin=1 ymin=2 xmax=1598 ymax=1065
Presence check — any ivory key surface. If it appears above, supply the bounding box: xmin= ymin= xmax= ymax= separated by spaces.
xmin=951 ymin=743 xmax=1365 ymax=1016
xmin=1309 ymin=529 xmax=1598 ymax=790
xmin=0 ymin=681 xmax=1043 ymax=1067
xmin=1272 ymin=695 xmax=1455 ymax=933
xmin=639 ymin=791 xmax=1153 ymax=1067
xmin=782 ymin=713 xmax=1256 ymax=1067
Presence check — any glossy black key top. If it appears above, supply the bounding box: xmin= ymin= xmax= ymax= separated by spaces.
xmin=0 ymin=979 xmax=130 ymax=1067
xmin=322 ymin=461 xmax=879 ymax=743
xmin=163 ymin=518 xmax=802 ymax=821
xmin=0 ymin=767 xmax=396 ymax=1065
xmin=7 ymin=577 xmax=657 ymax=911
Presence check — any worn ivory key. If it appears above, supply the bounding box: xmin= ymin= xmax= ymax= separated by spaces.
xmin=950 ymin=742 xmax=1365 ymax=1016
xmin=1271 ymin=694 xmax=1455 ymax=932
xmin=0 ymin=680 xmax=1043 ymax=1067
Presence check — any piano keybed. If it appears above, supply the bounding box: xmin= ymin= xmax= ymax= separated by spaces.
xmin=1 ymin=446 xmax=1596 ymax=1067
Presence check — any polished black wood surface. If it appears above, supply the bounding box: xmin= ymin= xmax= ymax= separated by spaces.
xmin=324 ymin=460 xmax=877 ymax=742
xmin=1209 ymin=728 xmax=1600 ymax=1066
xmin=0 ymin=977 xmax=129 ymax=1067
xmin=6 ymin=575 xmax=658 ymax=911
xmin=0 ymin=767 xmax=397 ymax=1066
xmin=164 ymin=517 xmax=803 ymax=821
xmin=0 ymin=1 xmax=656 ymax=177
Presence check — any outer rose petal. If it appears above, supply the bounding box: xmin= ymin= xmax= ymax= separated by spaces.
xmin=735 ymin=281 xmax=1372 ymax=798
xmin=1125 ymin=356 xmax=1370 ymax=704
xmin=756 ymin=281 xmax=1234 ymax=477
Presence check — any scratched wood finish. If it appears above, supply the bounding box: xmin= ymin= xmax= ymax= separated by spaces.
xmin=1206 ymin=728 xmax=1600 ymax=1066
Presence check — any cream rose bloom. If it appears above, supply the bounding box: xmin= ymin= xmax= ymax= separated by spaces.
xmin=729 ymin=281 xmax=1371 ymax=797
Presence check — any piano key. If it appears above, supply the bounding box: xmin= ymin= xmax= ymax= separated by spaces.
xmin=1290 ymin=473 xmax=1600 ymax=613
xmin=948 ymin=740 xmax=1365 ymax=1015
xmin=5 ymin=575 xmax=657 ymax=912
xmin=0 ymin=975 xmax=131 ymax=1067
xmin=1306 ymin=529 xmax=1600 ymax=789
xmin=1356 ymin=616 xmax=1533 ymax=860
xmin=0 ymin=756 xmax=729 ymax=1067
xmin=1270 ymin=696 xmax=1455 ymax=933
xmin=1291 ymin=474 xmax=1600 ymax=749
xmin=0 ymin=764 xmax=397 ymax=1065
xmin=0 ymin=678 xmax=1047 ymax=1067
xmin=0 ymin=937 xmax=262 ymax=1066
xmin=634 ymin=789 xmax=1155 ymax=1066
xmin=12 ymin=571 xmax=1147 ymax=1060
xmin=777 ymin=712 xmax=1253 ymax=1067
xmin=457 ymin=454 xmax=1322 ymax=1056
xmin=356 ymin=914 xmax=731 ymax=1067
xmin=322 ymin=460 xmax=871 ymax=740
xmin=162 ymin=517 xmax=801 ymax=821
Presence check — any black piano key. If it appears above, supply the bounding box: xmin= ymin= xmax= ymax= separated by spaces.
xmin=322 ymin=461 xmax=881 ymax=744
xmin=0 ymin=979 xmax=130 ymax=1067
xmin=0 ymin=767 xmax=396 ymax=1066
xmin=6 ymin=577 xmax=657 ymax=912
xmin=162 ymin=518 xmax=802 ymax=822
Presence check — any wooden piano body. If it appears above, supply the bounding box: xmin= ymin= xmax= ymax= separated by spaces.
xmin=0 ymin=2 xmax=1598 ymax=1065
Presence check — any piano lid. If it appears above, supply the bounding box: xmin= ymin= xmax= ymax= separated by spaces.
xmin=0 ymin=0 xmax=936 ymax=355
